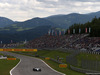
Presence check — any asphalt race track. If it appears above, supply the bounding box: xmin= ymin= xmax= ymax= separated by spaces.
xmin=0 ymin=51 xmax=64 ymax=75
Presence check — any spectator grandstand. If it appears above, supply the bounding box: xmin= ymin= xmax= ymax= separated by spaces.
xmin=25 ymin=34 xmax=100 ymax=51
xmin=0 ymin=34 xmax=99 ymax=51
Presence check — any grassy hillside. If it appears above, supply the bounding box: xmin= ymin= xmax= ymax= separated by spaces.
xmin=0 ymin=25 xmax=51 ymax=43
xmin=46 ymin=11 xmax=100 ymax=28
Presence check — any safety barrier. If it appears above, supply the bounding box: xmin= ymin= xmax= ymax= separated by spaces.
xmin=7 ymin=58 xmax=16 ymax=60
xmin=70 ymin=65 xmax=100 ymax=74
xmin=59 ymin=64 xmax=67 ymax=68
xmin=0 ymin=48 xmax=37 ymax=52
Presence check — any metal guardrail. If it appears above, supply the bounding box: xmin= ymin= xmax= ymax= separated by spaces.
xmin=70 ymin=65 xmax=100 ymax=74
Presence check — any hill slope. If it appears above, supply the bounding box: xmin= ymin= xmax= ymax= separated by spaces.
xmin=0 ymin=25 xmax=51 ymax=43
xmin=0 ymin=11 xmax=100 ymax=43
xmin=9 ymin=17 xmax=57 ymax=30
xmin=46 ymin=11 xmax=100 ymax=28
xmin=0 ymin=17 xmax=14 ymax=28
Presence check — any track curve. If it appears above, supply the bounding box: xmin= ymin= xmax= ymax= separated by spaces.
xmin=0 ymin=51 xmax=65 ymax=75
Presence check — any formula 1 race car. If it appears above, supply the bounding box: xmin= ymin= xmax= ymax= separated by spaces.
xmin=33 ymin=68 xmax=41 ymax=71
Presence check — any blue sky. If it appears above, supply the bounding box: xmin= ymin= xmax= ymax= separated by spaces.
xmin=0 ymin=0 xmax=100 ymax=21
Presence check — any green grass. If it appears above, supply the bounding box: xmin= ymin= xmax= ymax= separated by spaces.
xmin=36 ymin=50 xmax=85 ymax=75
xmin=0 ymin=59 xmax=20 ymax=75
xmin=77 ymin=53 xmax=100 ymax=61
xmin=16 ymin=27 xmax=33 ymax=31
xmin=16 ymin=44 xmax=25 ymax=48
xmin=19 ymin=50 xmax=70 ymax=63
xmin=37 ymin=50 xmax=70 ymax=63
xmin=16 ymin=28 xmax=24 ymax=31
xmin=0 ymin=54 xmax=20 ymax=75
xmin=0 ymin=53 xmax=3 ymax=56
xmin=41 ymin=58 xmax=85 ymax=75
xmin=76 ymin=52 xmax=100 ymax=67
xmin=13 ymin=50 xmax=86 ymax=75
xmin=11 ymin=50 xmax=100 ymax=75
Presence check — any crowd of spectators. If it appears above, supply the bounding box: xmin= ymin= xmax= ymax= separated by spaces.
xmin=26 ymin=34 xmax=100 ymax=51
xmin=71 ymin=37 xmax=100 ymax=51
xmin=26 ymin=34 xmax=91 ymax=49
xmin=1 ymin=34 xmax=99 ymax=51
xmin=26 ymin=35 xmax=67 ymax=48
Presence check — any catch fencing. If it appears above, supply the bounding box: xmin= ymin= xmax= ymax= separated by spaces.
xmin=66 ymin=49 xmax=100 ymax=73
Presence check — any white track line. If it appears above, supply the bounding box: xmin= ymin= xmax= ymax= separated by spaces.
xmin=10 ymin=59 xmax=21 ymax=75
xmin=39 ymin=59 xmax=66 ymax=75
xmin=9 ymin=53 xmax=65 ymax=75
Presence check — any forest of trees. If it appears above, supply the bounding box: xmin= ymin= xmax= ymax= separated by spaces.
xmin=66 ymin=17 xmax=100 ymax=37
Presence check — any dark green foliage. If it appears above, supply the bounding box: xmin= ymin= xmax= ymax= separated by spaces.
xmin=66 ymin=17 xmax=100 ymax=37
xmin=0 ymin=25 xmax=51 ymax=43
xmin=0 ymin=17 xmax=54 ymax=43
xmin=10 ymin=17 xmax=57 ymax=28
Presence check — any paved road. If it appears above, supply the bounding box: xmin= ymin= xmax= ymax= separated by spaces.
xmin=0 ymin=51 xmax=64 ymax=75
